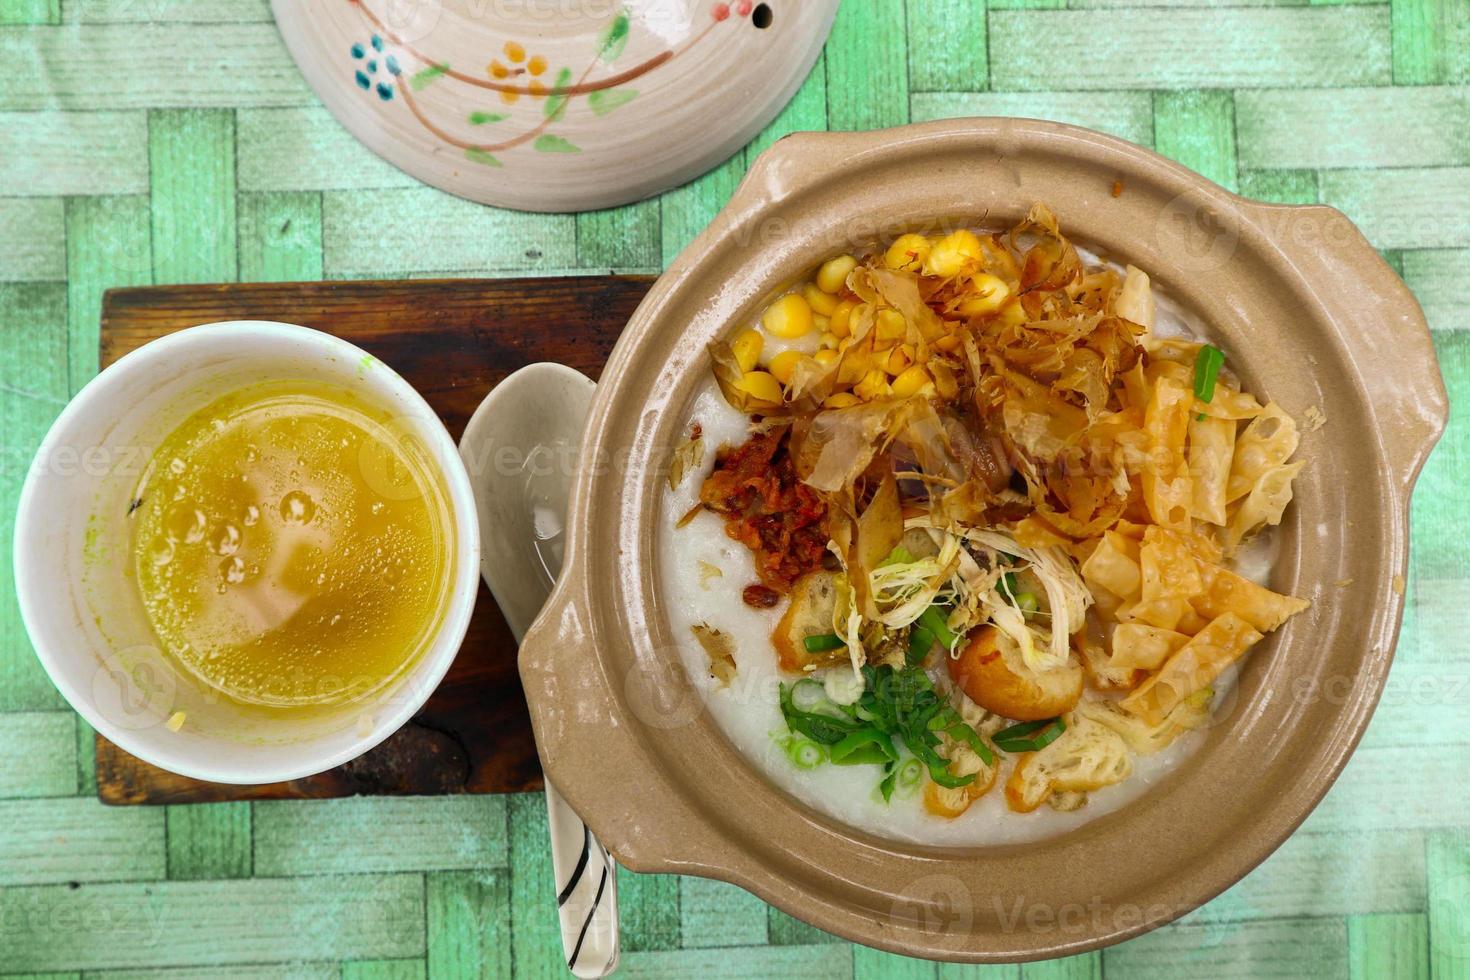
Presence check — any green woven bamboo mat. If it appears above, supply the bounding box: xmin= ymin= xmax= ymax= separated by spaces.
xmin=1 ymin=0 xmax=1468 ymax=976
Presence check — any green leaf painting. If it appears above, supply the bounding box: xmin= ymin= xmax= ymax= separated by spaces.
xmin=543 ymin=67 xmax=574 ymax=122
xmin=410 ymin=63 xmax=449 ymax=91
xmin=588 ymin=89 xmax=638 ymax=116
xmin=468 ymin=111 xmax=507 ymax=125
xmin=598 ymin=9 xmax=630 ymax=62
xmin=533 ymin=134 xmax=581 ymax=154
xmin=465 ymin=148 xmax=503 ymax=167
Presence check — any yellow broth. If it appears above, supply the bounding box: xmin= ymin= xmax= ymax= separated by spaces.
xmin=130 ymin=381 xmax=453 ymax=708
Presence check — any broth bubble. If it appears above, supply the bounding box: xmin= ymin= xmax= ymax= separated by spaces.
xmin=280 ymin=490 xmax=316 ymax=525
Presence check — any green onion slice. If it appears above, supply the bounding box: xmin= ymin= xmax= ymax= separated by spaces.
xmin=802 ymin=632 xmax=846 ymax=653
xmin=923 ymin=759 xmax=977 ymax=789
xmin=778 ymin=682 xmax=860 ymax=746
xmin=830 ymin=726 xmax=900 ymax=766
xmin=895 ymin=757 xmax=925 ymax=790
xmin=993 ymin=716 xmax=1067 ymax=754
xmin=780 ymin=736 xmax=826 ymax=770
xmin=838 ymin=744 xmax=895 ymax=767
xmin=906 ymin=625 xmax=936 ymax=666
xmin=1193 ymin=344 xmax=1225 ymax=419
xmin=939 ymin=717 xmax=997 ymax=767
xmin=778 ymin=663 xmax=996 ymax=800
xmin=917 ymin=604 xmax=959 ymax=651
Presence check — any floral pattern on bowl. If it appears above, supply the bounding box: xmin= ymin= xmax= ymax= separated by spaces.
xmin=272 ymin=0 xmax=839 ymax=212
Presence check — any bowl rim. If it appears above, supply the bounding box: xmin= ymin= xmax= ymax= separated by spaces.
xmin=13 ymin=319 xmax=482 ymax=785
xmin=520 ymin=117 xmax=1450 ymax=961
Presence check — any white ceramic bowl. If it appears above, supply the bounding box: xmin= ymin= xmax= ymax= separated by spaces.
xmin=13 ymin=321 xmax=480 ymax=784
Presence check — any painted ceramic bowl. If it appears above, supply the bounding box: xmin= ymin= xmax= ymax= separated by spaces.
xmin=271 ymin=0 xmax=839 ymax=212
xmin=518 ymin=119 xmax=1447 ymax=960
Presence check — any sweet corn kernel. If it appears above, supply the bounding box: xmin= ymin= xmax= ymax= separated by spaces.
xmin=816 ymin=254 xmax=858 ymax=294
xmin=855 ymin=369 xmax=891 ymax=401
xmin=824 ymin=392 xmax=861 ymax=409
xmin=891 ymin=365 xmax=932 ymax=398
xmin=956 ymin=272 xmax=1011 ymax=316
xmin=813 ymin=348 xmax=839 ymax=366
xmin=762 ymin=293 xmax=814 ymax=338
xmin=803 ymin=283 xmax=839 ymax=316
xmin=829 ymin=299 xmax=857 ymax=338
xmin=733 ymin=370 xmax=783 ymax=403
xmin=811 ymin=314 xmax=830 ymax=335
xmin=767 ymin=350 xmax=805 ymax=386
xmin=884 ymin=233 xmax=931 ymax=272
xmin=819 ymin=331 xmax=840 ymax=349
xmin=875 ymin=308 xmax=907 ymax=344
xmin=935 ymin=333 xmax=963 ymax=353
xmin=924 ymin=229 xmax=983 ymax=278
xmin=731 ymin=329 xmax=763 ymax=372
xmin=886 ymin=344 xmax=914 ymax=375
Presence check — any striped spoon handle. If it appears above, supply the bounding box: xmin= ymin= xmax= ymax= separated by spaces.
xmin=545 ymin=781 xmax=619 ymax=977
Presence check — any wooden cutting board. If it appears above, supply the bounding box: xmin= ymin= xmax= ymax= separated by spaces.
xmin=96 ymin=276 xmax=655 ymax=805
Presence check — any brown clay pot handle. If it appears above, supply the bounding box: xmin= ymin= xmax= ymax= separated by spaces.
xmin=1243 ymin=201 xmax=1448 ymax=490
xmin=518 ymin=574 xmax=729 ymax=873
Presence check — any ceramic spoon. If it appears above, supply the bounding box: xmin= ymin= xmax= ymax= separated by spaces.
xmin=458 ymin=364 xmax=618 ymax=978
